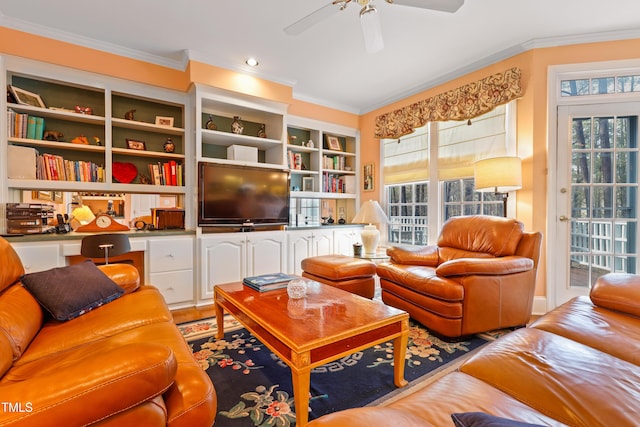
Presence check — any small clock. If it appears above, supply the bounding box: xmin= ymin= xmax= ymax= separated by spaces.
xmin=76 ymin=214 xmax=129 ymax=232
xmin=96 ymin=215 xmax=113 ymax=229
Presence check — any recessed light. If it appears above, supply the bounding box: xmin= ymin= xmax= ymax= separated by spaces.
xmin=245 ymin=57 xmax=259 ymax=67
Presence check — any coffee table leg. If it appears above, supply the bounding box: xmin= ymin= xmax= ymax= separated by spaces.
xmin=291 ymin=352 xmax=311 ymax=426
xmin=393 ymin=318 xmax=409 ymax=387
xmin=214 ymin=296 xmax=225 ymax=340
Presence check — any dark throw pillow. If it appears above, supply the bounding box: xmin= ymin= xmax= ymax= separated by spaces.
xmin=21 ymin=260 xmax=125 ymax=321
xmin=451 ymin=412 xmax=546 ymax=427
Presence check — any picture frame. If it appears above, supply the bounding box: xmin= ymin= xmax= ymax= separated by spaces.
xmin=126 ymin=138 xmax=147 ymax=151
xmin=8 ymin=85 xmax=46 ymax=108
xmin=155 ymin=116 xmax=174 ymax=127
xmin=31 ymin=191 xmax=62 ymax=203
xmin=302 ymin=177 xmax=314 ymax=192
xmin=363 ymin=162 xmax=374 ymax=192
xmin=326 ymin=135 xmax=342 ymax=151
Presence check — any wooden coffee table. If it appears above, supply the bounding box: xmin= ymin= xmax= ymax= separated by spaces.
xmin=214 ymin=280 xmax=409 ymax=426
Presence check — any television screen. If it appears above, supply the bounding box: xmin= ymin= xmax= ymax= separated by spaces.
xmin=198 ymin=162 xmax=290 ymax=227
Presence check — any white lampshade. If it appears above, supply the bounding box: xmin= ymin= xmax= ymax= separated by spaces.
xmin=474 ymin=156 xmax=522 ymax=193
xmin=360 ymin=4 xmax=383 ymax=53
xmin=352 ymin=200 xmax=389 ymax=254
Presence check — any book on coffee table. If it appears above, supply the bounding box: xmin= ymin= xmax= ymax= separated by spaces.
xmin=242 ymin=272 xmax=297 ymax=292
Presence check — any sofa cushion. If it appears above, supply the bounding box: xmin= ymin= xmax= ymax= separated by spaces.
xmin=590 ymin=273 xmax=640 ymax=317
xmin=21 ymin=260 xmax=125 ymax=321
xmin=451 ymin=412 xmax=545 ymax=427
xmin=438 ymin=215 xmax=523 ymax=257
xmin=0 ymin=285 xmax=44 ymax=359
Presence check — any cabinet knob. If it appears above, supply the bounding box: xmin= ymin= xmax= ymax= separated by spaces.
xmin=167 ymin=286 xmax=174 ymax=291
xmin=167 ymin=253 xmax=174 ymax=258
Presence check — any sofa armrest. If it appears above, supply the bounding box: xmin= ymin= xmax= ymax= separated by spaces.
xmin=387 ymin=245 xmax=439 ymax=266
xmin=98 ymin=263 xmax=140 ymax=293
xmin=591 ymin=273 xmax=640 ymax=317
xmin=436 ymin=256 xmax=533 ymax=277
xmin=0 ymin=343 xmax=176 ymax=426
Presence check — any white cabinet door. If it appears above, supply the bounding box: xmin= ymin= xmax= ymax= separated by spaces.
xmin=11 ymin=243 xmax=61 ymax=273
xmin=312 ymin=228 xmax=334 ymax=257
xmin=199 ymin=234 xmax=247 ymax=302
xmin=246 ymin=231 xmax=287 ymax=277
xmin=334 ymin=226 xmax=361 ymax=256
xmin=287 ymin=230 xmax=314 ymax=275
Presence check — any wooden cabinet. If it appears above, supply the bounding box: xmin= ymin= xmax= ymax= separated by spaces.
xmin=3 ymin=56 xmax=189 ymax=196
xmin=148 ymin=237 xmax=194 ymax=308
xmin=198 ymin=231 xmax=286 ymax=303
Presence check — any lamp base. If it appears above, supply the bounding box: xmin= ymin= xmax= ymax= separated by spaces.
xmin=361 ymin=225 xmax=380 ymax=254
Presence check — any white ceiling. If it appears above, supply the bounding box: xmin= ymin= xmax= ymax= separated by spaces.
xmin=2 ymin=0 xmax=640 ymax=114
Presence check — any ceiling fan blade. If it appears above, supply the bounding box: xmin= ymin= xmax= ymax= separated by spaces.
xmin=388 ymin=0 xmax=464 ymax=13
xmin=284 ymin=2 xmax=340 ymax=36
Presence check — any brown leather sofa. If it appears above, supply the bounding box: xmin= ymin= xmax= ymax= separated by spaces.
xmin=377 ymin=215 xmax=543 ymax=338
xmin=0 ymin=237 xmax=216 ymax=426
xmin=308 ymin=272 xmax=640 ymax=426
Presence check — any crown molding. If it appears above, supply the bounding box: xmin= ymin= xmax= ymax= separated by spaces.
xmin=0 ymin=14 xmax=189 ymax=70
xmin=358 ymin=27 xmax=640 ymax=114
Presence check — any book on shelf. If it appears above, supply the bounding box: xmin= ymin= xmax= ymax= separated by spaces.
xmin=242 ymin=272 xmax=297 ymax=292
xmin=7 ymin=110 xmax=45 ymax=140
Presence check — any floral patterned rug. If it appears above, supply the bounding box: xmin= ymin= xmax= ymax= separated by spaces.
xmin=179 ymin=316 xmax=492 ymax=427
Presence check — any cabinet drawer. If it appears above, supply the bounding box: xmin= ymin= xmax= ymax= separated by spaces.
xmin=150 ymin=270 xmax=194 ymax=305
xmin=13 ymin=244 xmax=61 ymax=273
xmin=148 ymin=238 xmax=193 ymax=273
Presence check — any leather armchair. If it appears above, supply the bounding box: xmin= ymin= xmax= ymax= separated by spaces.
xmin=377 ymin=215 xmax=542 ymax=338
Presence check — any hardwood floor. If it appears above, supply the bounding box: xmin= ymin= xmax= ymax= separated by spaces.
xmin=172 ymin=304 xmax=216 ymax=324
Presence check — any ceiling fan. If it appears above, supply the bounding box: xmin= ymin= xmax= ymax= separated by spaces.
xmin=284 ymin=0 xmax=465 ymax=53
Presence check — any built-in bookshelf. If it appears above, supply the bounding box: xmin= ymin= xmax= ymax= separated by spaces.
xmin=3 ymin=57 xmax=189 ymax=195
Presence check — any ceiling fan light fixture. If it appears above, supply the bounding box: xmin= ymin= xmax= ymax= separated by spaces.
xmin=360 ymin=4 xmax=383 ymax=53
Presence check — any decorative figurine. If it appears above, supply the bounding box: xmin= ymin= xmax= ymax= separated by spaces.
xmin=71 ymin=135 xmax=89 ymax=144
xmin=124 ymin=109 xmax=136 ymax=120
xmin=93 ymin=136 xmax=102 ymax=146
xmin=231 ymin=116 xmax=244 ymax=134
xmin=74 ymin=105 xmax=93 ymax=115
xmin=289 ymin=135 xmax=298 ymax=145
xmin=163 ymin=137 xmax=175 ymax=153
xmin=205 ymin=115 xmax=217 ymax=130
xmin=43 ymin=130 xmax=64 ymax=141
xmin=257 ymin=124 xmax=267 ymax=138
xmin=307 ymin=140 xmax=314 ymax=148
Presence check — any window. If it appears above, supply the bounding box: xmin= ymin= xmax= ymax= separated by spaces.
xmin=387 ymin=182 xmax=428 ymax=245
xmin=442 ymin=178 xmax=503 ymax=219
xmin=383 ymin=103 xmax=514 ymax=245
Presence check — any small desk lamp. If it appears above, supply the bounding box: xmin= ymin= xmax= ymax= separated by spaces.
xmin=474 ymin=156 xmax=522 ymax=218
xmin=352 ymin=200 xmax=389 ymax=254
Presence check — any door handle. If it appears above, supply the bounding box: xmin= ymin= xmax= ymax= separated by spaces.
xmin=559 ymin=215 xmax=570 ymax=221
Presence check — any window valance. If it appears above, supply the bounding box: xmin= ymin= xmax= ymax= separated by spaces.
xmin=374 ymin=67 xmax=522 ymax=139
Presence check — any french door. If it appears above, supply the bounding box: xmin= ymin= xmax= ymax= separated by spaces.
xmin=555 ymin=103 xmax=640 ymax=305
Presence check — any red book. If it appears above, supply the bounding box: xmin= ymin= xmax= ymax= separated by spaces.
xmin=170 ymin=161 xmax=177 ymax=186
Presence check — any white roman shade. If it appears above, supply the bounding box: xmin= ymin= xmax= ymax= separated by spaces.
xmin=437 ymin=104 xmax=507 ymax=180
xmin=383 ymin=126 xmax=429 ymax=185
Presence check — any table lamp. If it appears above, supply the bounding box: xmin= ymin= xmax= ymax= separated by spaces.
xmin=70 ymin=205 xmax=96 ymax=230
xmin=474 ymin=156 xmax=522 ymax=217
xmin=352 ymin=200 xmax=389 ymax=254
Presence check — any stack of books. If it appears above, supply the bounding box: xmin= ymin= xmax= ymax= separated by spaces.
xmin=243 ymin=272 xmax=297 ymax=292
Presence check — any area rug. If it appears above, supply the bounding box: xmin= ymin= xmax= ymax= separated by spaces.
xmin=179 ymin=317 xmax=495 ymax=427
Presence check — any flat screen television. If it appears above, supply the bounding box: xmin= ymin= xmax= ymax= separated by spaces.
xmin=198 ymin=162 xmax=290 ymax=228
